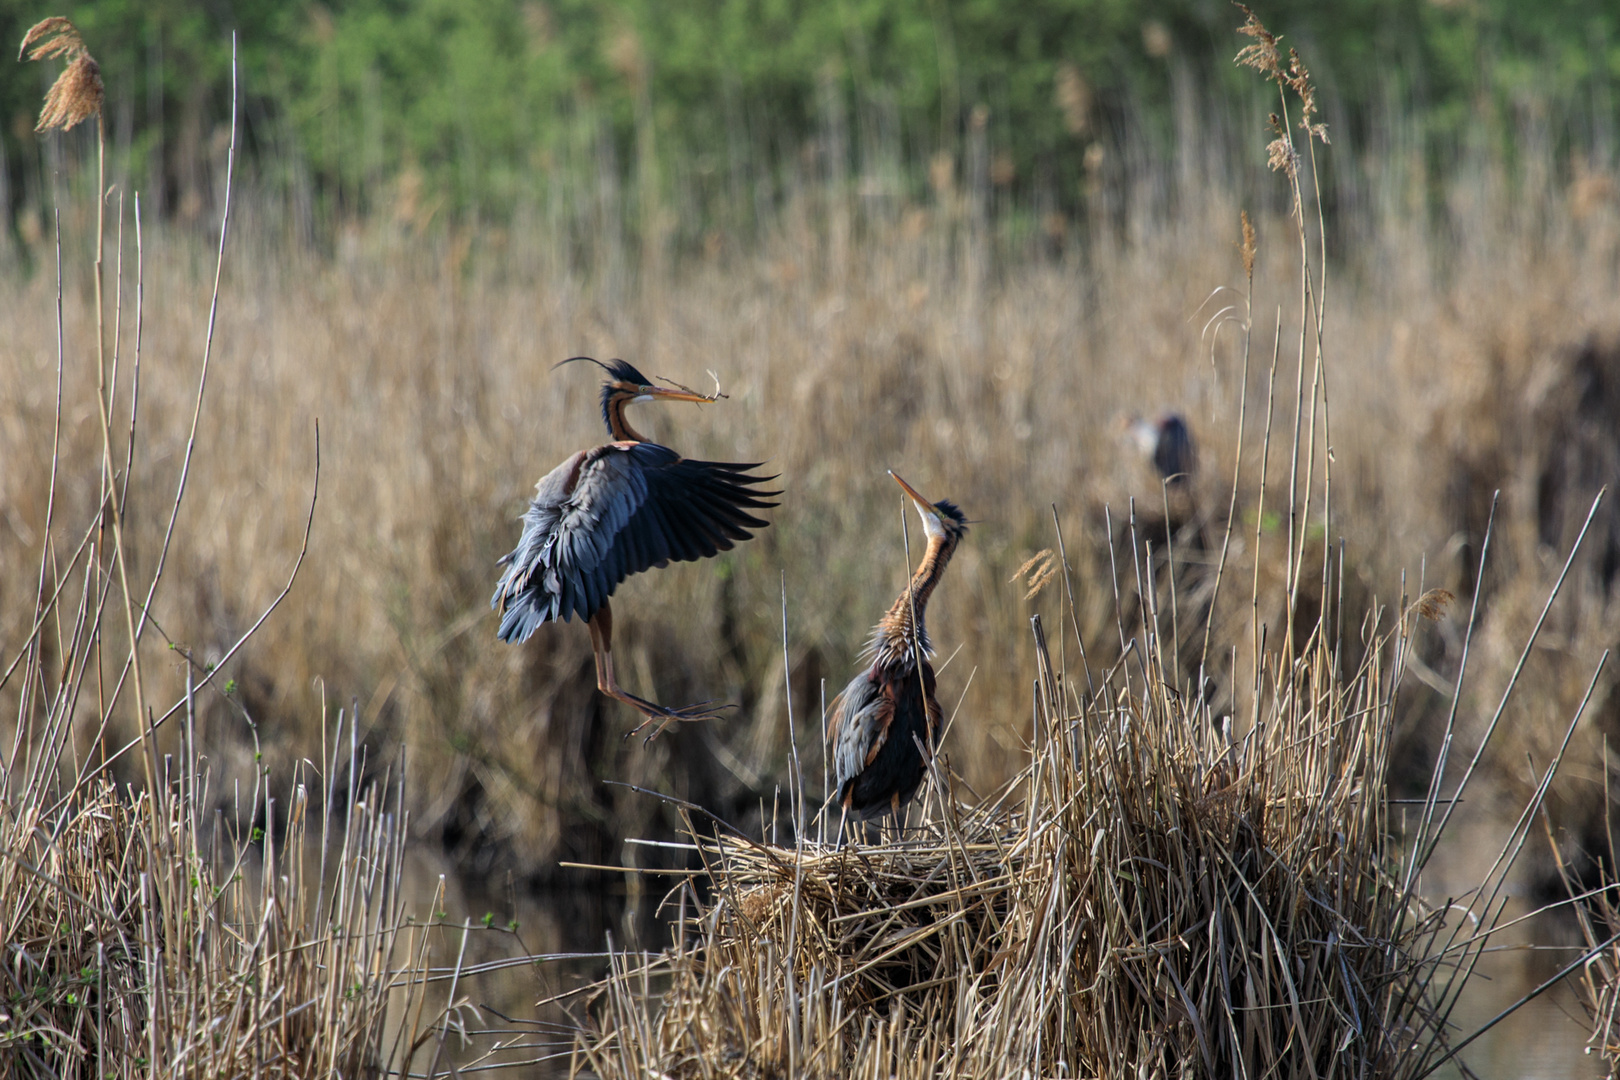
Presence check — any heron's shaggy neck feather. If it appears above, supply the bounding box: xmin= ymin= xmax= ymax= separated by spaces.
xmin=867 ymin=534 xmax=958 ymax=672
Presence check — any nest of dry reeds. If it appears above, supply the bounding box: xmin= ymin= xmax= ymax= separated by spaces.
xmin=572 ymin=605 xmax=1467 ymax=1080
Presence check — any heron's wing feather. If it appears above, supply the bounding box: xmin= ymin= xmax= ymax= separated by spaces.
xmin=595 ymin=444 xmax=778 ymax=581
xmin=830 ymin=669 xmax=892 ymax=799
xmin=492 ymin=442 xmax=778 ymax=640
xmin=491 ymin=446 xmax=648 ymax=634
xmin=832 ymin=663 xmax=942 ymax=818
xmin=892 ymin=667 xmax=941 ymax=755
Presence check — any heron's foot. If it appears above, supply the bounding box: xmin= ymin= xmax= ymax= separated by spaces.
xmin=614 ymin=691 xmax=734 ymax=743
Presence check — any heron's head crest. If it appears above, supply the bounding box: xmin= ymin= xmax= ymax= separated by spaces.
xmin=556 ymin=356 xmax=714 ymax=438
xmin=556 ymin=355 xmax=655 ymax=387
xmin=927 ymin=499 xmax=969 ymax=543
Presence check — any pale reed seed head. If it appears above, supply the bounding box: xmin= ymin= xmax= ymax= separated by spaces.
xmin=1286 ymin=48 xmax=1330 ymax=143
xmin=36 ymin=54 xmax=103 ymax=132
xmin=1410 ymin=588 xmax=1455 ymax=623
xmin=1233 ymin=4 xmax=1281 ymax=78
xmin=19 ymin=16 xmax=102 ymax=133
xmin=1012 ymin=549 xmax=1058 ymax=601
xmin=1235 ymin=12 xmax=1330 ymax=148
xmin=18 ymin=16 xmax=81 ymax=62
xmin=1266 ymin=136 xmax=1299 ymax=180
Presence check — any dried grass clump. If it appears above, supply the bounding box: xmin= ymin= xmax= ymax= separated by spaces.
xmin=573 ymin=608 xmax=1470 ymax=1079
xmin=1566 ymin=870 xmax=1620 ymax=1075
xmin=0 ymin=722 xmax=432 ymax=1077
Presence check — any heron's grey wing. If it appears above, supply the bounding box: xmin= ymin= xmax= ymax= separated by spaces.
xmin=492 ymin=447 xmax=652 ymax=640
xmin=829 ymin=668 xmax=892 ymax=802
xmin=553 ymin=441 xmax=778 ymax=619
xmin=493 ymin=441 xmax=778 ymax=644
xmin=619 ymin=444 xmax=778 ymax=566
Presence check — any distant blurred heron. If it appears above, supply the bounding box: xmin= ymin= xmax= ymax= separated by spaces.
xmin=492 ymin=357 xmax=777 ymax=739
xmin=828 ymin=472 xmax=968 ymax=823
xmin=1127 ymin=412 xmax=1197 ymax=487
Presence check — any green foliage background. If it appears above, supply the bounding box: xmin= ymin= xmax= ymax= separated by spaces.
xmin=2 ymin=0 xmax=1618 ymax=229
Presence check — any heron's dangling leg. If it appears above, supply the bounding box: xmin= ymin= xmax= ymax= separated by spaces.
xmin=586 ymin=601 xmax=729 ymax=741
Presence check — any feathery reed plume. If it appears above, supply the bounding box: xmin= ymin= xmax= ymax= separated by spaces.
xmin=19 ymin=17 xmax=102 ymax=132
xmin=1232 ymin=5 xmax=1280 ymax=79
xmin=1410 ymin=587 xmax=1454 ymax=622
xmin=1236 ymin=9 xmax=1327 ymax=183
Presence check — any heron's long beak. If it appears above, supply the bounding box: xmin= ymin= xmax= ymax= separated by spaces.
xmin=889 ymin=471 xmax=938 ymax=513
xmin=890 ymin=470 xmax=949 ymax=542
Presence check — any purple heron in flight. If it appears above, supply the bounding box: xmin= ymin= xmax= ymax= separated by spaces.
xmin=492 ymin=357 xmax=777 ymax=738
xmin=828 ymin=472 xmax=968 ymax=822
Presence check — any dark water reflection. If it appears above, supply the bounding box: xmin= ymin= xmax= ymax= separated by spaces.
xmin=1421 ymin=822 xmax=1601 ymax=1080
xmin=397 ymin=845 xmax=662 ymax=1076
xmin=1442 ymin=956 xmax=1596 ymax=1079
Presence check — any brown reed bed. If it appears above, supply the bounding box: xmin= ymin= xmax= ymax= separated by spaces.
xmin=569 ymin=626 xmax=1385 ymax=1075
xmin=1 ymin=702 xmax=439 ymax=1076
xmin=5 ymin=32 xmax=1620 ymax=885
xmin=5 ymin=12 xmax=1620 ymax=1075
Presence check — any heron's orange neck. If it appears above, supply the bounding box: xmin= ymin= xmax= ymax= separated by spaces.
xmin=869 ymin=534 xmax=958 ymax=670
xmin=605 ymin=395 xmax=647 ymax=443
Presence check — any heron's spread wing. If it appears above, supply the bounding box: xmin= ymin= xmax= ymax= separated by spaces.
xmin=493 ymin=442 xmax=777 ymax=642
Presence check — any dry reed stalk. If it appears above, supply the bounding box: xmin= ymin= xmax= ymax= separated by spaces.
xmin=1551 ymin=775 xmax=1620 ymax=1079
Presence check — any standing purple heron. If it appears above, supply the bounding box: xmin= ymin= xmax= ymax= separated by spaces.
xmin=828 ymin=472 xmax=968 ymax=823
xmin=1127 ymin=412 xmax=1197 ymax=487
xmin=492 ymin=357 xmax=778 ymax=738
